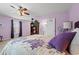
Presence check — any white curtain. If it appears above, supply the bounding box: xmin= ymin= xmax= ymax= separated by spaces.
xmin=14 ymin=20 xmax=20 ymax=38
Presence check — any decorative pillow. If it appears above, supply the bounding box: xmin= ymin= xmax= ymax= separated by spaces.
xmin=48 ymin=32 xmax=76 ymax=52
xmin=70 ymin=28 xmax=79 ymax=54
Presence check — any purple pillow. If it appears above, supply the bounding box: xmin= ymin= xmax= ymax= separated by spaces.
xmin=48 ymin=32 xmax=76 ymax=52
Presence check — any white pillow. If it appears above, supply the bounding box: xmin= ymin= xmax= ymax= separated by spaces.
xmin=70 ymin=28 xmax=79 ymax=54
xmin=72 ymin=28 xmax=79 ymax=32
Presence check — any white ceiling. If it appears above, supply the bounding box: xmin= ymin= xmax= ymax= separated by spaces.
xmin=0 ymin=3 xmax=74 ymax=20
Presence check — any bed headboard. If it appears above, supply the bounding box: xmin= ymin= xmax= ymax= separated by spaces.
xmin=74 ymin=21 xmax=79 ymax=28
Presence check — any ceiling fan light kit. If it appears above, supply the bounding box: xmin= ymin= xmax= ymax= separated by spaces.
xmin=18 ymin=7 xmax=30 ymax=16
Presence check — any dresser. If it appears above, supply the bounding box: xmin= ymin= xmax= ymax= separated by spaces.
xmin=30 ymin=20 xmax=39 ymax=35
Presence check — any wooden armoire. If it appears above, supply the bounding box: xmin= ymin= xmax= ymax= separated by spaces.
xmin=30 ymin=20 xmax=39 ymax=35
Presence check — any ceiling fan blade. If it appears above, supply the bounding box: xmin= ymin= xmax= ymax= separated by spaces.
xmin=25 ymin=13 xmax=30 ymax=15
xmin=10 ymin=5 xmax=17 ymax=9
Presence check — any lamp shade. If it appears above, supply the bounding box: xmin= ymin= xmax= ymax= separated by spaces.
xmin=63 ymin=21 xmax=72 ymax=29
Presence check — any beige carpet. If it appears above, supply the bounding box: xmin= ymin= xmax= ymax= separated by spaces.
xmin=0 ymin=40 xmax=10 ymax=52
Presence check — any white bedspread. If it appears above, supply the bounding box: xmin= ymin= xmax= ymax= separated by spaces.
xmin=0 ymin=35 xmax=65 ymax=55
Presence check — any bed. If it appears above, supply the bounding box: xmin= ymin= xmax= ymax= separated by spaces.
xmin=1 ymin=21 xmax=79 ymax=55
xmin=0 ymin=34 xmax=66 ymax=55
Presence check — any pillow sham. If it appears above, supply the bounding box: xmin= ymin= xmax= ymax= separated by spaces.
xmin=48 ymin=32 xmax=76 ymax=52
xmin=70 ymin=28 xmax=79 ymax=54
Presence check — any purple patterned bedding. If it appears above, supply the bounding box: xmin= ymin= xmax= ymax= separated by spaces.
xmin=11 ymin=39 xmax=45 ymax=50
xmin=0 ymin=35 xmax=65 ymax=55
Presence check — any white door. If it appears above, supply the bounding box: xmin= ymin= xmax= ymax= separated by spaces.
xmin=44 ymin=18 xmax=56 ymax=37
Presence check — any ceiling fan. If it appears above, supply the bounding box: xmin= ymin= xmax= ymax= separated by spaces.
xmin=10 ymin=4 xmax=30 ymax=16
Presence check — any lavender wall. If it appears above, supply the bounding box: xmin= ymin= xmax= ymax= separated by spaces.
xmin=51 ymin=12 xmax=69 ymax=35
xmin=36 ymin=11 xmax=69 ymax=35
xmin=22 ymin=20 xmax=30 ymax=36
xmin=70 ymin=4 xmax=79 ymax=28
xmin=0 ymin=16 xmax=30 ymax=40
xmin=0 ymin=16 xmax=11 ymax=40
